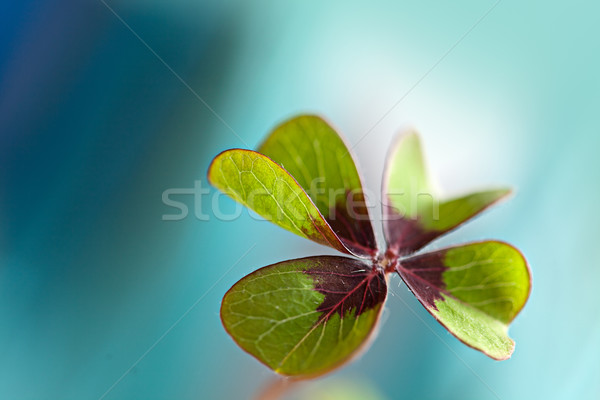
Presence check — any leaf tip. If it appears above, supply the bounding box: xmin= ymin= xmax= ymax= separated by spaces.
xmin=207 ymin=148 xmax=236 ymax=185
xmin=392 ymin=127 xmax=422 ymax=149
xmin=486 ymin=337 xmax=515 ymax=361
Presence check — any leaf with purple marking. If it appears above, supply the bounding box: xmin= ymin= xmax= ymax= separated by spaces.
xmin=397 ymin=241 xmax=531 ymax=359
xmin=383 ymin=131 xmax=511 ymax=255
xmin=208 ymin=149 xmax=351 ymax=255
xmin=209 ymin=114 xmax=532 ymax=378
xmin=221 ymin=256 xmax=387 ymax=377
xmin=258 ymin=115 xmax=378 ymax=258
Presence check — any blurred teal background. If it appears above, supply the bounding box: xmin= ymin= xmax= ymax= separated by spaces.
xmin=1 ymin=0 xmax=599 ymax=399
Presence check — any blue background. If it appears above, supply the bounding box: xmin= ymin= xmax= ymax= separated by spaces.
xmin=1 ymin=1 xmax=599 ymax=399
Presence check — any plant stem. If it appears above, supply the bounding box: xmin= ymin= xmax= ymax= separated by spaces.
xmin=254 ymin=376 xmax=300 ymax=400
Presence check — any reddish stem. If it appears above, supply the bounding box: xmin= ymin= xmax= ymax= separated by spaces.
xmin=254 ymin=376 xmax=301 ymax=400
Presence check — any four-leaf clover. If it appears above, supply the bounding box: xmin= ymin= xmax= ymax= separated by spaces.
xmin=208 ymin=115 xmax=531 ymax=378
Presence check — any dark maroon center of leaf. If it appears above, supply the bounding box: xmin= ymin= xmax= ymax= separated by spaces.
xmin=304 ymin=257 xmax=387 ymax=321
xmin=383 ymin=203 xmax=440 ymax=255
xmin=326 ymin=192 xmax=378 ymax=257
xmin=397 ymin=251 xmax=447 ymax=309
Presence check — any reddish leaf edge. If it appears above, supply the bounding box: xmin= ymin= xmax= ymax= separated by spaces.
xmin=385 ymin=188 xmax=514 ymax=256
xmin=220 ymin=255 xmax=389 ymax=380
xmin=257 ymin=114 xmax=380 ymax=257
xmin=381 ymin=130 xmax=514 ymax=255
xmin=207 ymin=148 xmax=376 ymax=259
xmin=394 ymin=240 xmax=532 ymax=360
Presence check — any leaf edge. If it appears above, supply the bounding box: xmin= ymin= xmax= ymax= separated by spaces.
xmin=207 ymin=148 xmax=366 ymax=257
xmin=397 ymin=239 xmax=532 ymax=360
xmin=219 ymin=255 xmax=389 ymax=379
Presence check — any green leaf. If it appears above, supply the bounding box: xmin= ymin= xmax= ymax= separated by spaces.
xmin=383 ymin=131 xmax=511 ymax=255
xmin=258 ymin=115 xmax=378 ymax=258
xmin=221 ymin=256 xmax=387 ymax=377
xmin=208 ymin=149 xmax=350 ymax=254
xmin=397 ymin=241 xmax=531 ymax=359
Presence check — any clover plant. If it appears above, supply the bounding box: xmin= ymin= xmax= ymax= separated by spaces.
xmin=208 ymin=115 xmax=531 ymax=379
